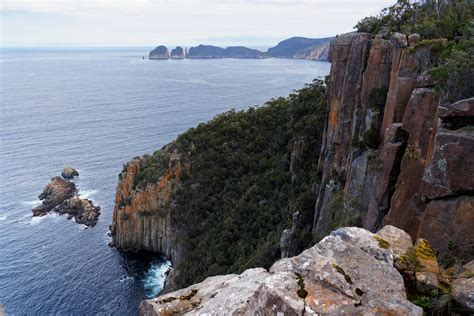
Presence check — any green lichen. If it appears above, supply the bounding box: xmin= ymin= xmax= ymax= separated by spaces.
xmin=415 ymin=240 xmax=436 ymax=260
xmin=373 ymin=235 xmax=390 ymax=249
xmin=295 ymin=272 xmax=308 ymax=299
xmin=332 ymin=264 xmax=353 ymax=285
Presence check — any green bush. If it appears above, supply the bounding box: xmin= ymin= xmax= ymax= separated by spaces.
xmin=138 ymin=79 xmax=329 ymax=288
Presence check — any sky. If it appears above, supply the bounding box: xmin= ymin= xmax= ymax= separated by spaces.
xmin=0 ymin=0 xmax=394 ymax=48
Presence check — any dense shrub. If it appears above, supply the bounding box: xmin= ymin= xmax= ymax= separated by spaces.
xmin=136 ymin=80 xmax=328 ymax=288
xmin=428 ymin=39 xmax=474 ymax=104
xmin=355 ymin=0 xmax=474 ymax=40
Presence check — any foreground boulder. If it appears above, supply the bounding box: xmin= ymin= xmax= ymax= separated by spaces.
xmin=140 ymin=227 xmax=422 ymax=315
xmin=32 ymin=169 xmax=100 ymax=227
xmin=452 ymin=261 xmax=474 ymax=311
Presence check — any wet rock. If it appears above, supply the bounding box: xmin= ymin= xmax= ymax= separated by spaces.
xmin=57 ymin=197 xmax=101 ymax=226
xmin=141 ymin=227 xmax=421 ymax=315
xmin=61 ymin=166 xmax=79 ymax=179
xmin=415 ymin=272 xmax=439 ymax=294
xmin=32 ymin=172 xmax=100 ymax=227
xmin=32 ymin=176 xmax=76 ymax=216
xmin=377 ymin=225 xmax=412 ymax=258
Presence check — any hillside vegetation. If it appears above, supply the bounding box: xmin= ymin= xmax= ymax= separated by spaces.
xmin=136 ymin=80 xmax=327 ymax=287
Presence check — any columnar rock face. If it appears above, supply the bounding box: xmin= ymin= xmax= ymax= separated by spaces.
xmin=310 ymin=31 xmax=473 ymax=263
xmin=140 ymin=227 xmax=422 ymax=316
xmin=111 ymin=143 xmax=185 ymax=262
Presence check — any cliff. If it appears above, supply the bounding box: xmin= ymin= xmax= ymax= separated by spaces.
xmin=309 ymin=31 xmax=473 ymax=267
xmin=116 ymin=30 xmax=473 ymax=296
xmin=267 ymin=37 xmax=333 ymax=60
xmin=111 ymin=143 xmax=185 ymax=262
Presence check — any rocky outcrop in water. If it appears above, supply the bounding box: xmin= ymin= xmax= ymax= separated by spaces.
xmin=32 ymin=168 xmax=100 ymax=227
xmin=139 ymin=226 xmax=422 ymax=315
xmin=61 ymin=166 xmax=79 ymax=179
xmin=170 ymin=46 xmax=185 ymax=59
xmin=149 ymin=46 xmax=170 ymax=60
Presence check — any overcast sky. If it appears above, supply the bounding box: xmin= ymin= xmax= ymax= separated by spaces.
xmin=1 ymin=0 xmax=394 ymax=47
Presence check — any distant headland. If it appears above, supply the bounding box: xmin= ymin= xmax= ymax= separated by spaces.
xmin=148 ymin=36 xmax=334 ymax=61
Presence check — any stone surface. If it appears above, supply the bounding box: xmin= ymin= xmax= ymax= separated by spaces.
xmin=32 ymin=176 xmax=76 ymax=216
xmin=32 ymin=174 xmax=100 ymax=226
xmin=415 ymin=272 xmax=439 ymax=294
xmin=111 ymin=143 xmax=185 ymax=279
xmin=170 ymin=46 xmax=185 ymax=59
xmin=408 ymin=33 xmax=421 ymax=46
xmin=452 ymin=277 xmax=474 ymax=312
xmin=141 ymin=227 xmax=421 ymax=316
xmin=384 ymin=88 xmax=439 ymax=236
xmin=421 ymin=128 xmax=474 ymax=199
xmin=61 ymin=166 xmax=79 ymax=179
xmin=437 ymin=97 xmax=474 ymax=119
xmin=418 ymin=196 xmax=474 ymax=262
xmin=313 ymin=32 xmax=372 ymax=240
xmin=377 ymin=225 xmax=412 ymax=258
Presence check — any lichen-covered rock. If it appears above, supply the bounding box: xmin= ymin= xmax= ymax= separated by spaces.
xmin=140 ymin=227 xmax=422 ymax=316
xmin=377 ymin=225 xmax=412 ymax=258
xmin=61 ymin=166 xmax=79 ymax=179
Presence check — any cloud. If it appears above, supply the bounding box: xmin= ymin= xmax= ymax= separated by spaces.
xmin=1 ymin=0 xmax=393 ymax=47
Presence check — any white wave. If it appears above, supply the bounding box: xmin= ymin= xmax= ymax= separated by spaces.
xmin=143 ymin=260 xmax=172 ymax=298
xmin=27 ymin=212 xmax=61 ymax=225
xmin=0 ymin=214 xmax=7 ymax=221
xmin=119 ymin=275 xmax=134 ymax=283
xmin=22 ymin=200 xmax=41 ymax=207
xmin=78 ymin=189 xmax=98 ymax=199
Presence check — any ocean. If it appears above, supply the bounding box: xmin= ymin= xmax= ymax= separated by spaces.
xmin=0 ymin=48 xmax=330 ymax=314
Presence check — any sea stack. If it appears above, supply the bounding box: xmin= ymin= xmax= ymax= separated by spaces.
xmin=149 ymin=45 xmax=170 ymax=60
xmin=32 ymin=167 xmax=101 ymax=227
xmin=170 ymin=46 xmax=185 ymax=59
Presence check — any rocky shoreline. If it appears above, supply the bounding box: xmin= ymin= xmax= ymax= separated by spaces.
xmin=32 ymin=167 xmax=101 ymax=227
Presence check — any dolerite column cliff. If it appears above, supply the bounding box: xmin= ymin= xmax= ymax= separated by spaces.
xmin=111 ymin=143 xmax=185 ymax=262
xmin=311 ymin=32 xmax=473 ymax=261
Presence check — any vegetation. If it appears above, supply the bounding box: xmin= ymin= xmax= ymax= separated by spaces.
xmin=134 ymin=80 xmax=328 ymax=288
xmin=354 ymin=0 xmax=474 ymax=40
xmin=428 ymin=39 xmax=474 ymax=104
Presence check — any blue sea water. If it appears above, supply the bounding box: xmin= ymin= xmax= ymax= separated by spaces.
xmin=0 ymin=48 xmax=330 ymax=314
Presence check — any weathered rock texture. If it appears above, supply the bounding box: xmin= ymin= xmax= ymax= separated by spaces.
xmin=111 ymin=143 xmax=185 ymax=262
xmin=309 ymin=31 xmax=473 ymax=263
xmin=32 ymin=170 xmax=100 ymax=226
xmin=140 ymin=227 xmax=422 ymax=316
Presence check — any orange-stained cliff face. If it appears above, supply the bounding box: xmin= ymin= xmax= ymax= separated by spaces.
xmin=312 ymin=32 xmax=473 ymax=261
xmin=111 ymin=143 xmax=185 ymax=262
